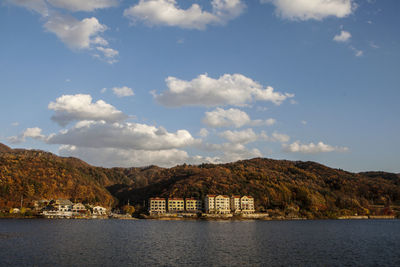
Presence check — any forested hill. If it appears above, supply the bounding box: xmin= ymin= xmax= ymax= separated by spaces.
xmin=1 ymin=143 xmax=399 ymax=218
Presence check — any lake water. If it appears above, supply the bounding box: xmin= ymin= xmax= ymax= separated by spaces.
xmin=0 ymin=219 xmax=399 ymax=266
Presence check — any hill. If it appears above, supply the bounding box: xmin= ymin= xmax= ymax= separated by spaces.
xmin=0 ymin=143 xmax=399 ymax=218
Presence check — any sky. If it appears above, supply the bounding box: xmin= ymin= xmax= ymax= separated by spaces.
xmin=0 ymin=0 xmax=399 ymax=172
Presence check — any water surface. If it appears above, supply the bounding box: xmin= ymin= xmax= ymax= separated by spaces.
xmin=1 ymin=219 xmax=399 ymax=266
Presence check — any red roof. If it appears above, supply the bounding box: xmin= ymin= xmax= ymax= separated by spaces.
xmin=149 ymin=197 xmax=165 ymax=200
xmin=206 ymin=195 xmax=216 ymax=197
xmin=169 ymin=198 xmax=184 ymax=200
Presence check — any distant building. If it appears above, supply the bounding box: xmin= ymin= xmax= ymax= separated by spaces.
xmin=215 ymin=195 xmax=230 ymax=214
xmin=205 ymin=195 xmax=216 ymax=213
xmin=54 ymin=199 xmax=73 ymax=212
xmin=72 ymin=203 xmax=86 ymax=214
xmin=240 ymin=196 xmax=255 ymax=214
xmin=168 ymin=198 xmax=185 ymax=212
xmin=185 ymin=198 xmax=202 ymax=212
xmin=149 ymin=197 xmax=166 ymax=214
xmin=230 ymin=195 xmax=241 ymax=213
xmin=93 ymin=206 xmax=107 ymax=216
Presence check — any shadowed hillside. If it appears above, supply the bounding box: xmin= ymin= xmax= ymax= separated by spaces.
xmin=1 ymin=143 xmax=399 ymax=218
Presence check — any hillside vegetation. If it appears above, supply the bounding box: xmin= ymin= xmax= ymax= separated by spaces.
xmin=1 ymin=143 xmax=399 ymax=218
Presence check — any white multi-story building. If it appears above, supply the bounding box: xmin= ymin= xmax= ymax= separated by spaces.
xmin=205 ymin=195 xmax=216 ymax=213
xmin=215 ymin=195 xmax=230 ymax=214
xmin=149 ymin=197 xmax=166 ymax=214
xmin=240 ymin=196 xmax=255 ymax=213
xmin=230 ymin=195 xmax=241 ymax=213
xmin=185 ymin=198 xmax=202 ymax=212
xmin=168 ymin=198 xmax=185 ymax=212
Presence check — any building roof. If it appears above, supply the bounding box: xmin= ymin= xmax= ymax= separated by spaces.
xmin=56 ymin=199 xmax=73 ymax=205
xmin=185 ymin=198 xmax=200 ymax=201
xmin=149 ymin=197 xmax=166 ymax=200
xmin=216 ymin=195 xmax=229 ymax=198
xmin=169 ymin=198 xmax=184 ymax=200
xmin=206 ymin=195 xmax=216 ymax=197
xmin=231 ymin=195 xmax=241 ymax=198
xmin=241 ymin=196 xmax=254 ymax=199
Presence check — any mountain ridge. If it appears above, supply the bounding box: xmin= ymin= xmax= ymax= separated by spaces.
xmin=0 ymin=143 xmax=399 ymax=218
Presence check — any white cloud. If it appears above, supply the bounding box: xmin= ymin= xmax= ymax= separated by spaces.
xmin=301 ymin=120 xmax=307 ymax=125
xmin=349 ymin=46 xmax=363 ymax=57
xmin=199 ymin=128 xmax=209 ymax=137
xmin=203 ymin=108 xmax=250 ymax=128
xmin=333 ymin=30 xmax=351 ymax=42
xmin=7 ymin=0 xmax=49 ymax=16
xmin=96 ymin=47 xmax=119 ymax=64
xmin=262 ymin=0 xmax=355 ymax=21
xmin=48 ymin=94 xmax=127 ymax=126
xmin=155 ymin=73 xmax=293 ymax=107
xmin=44 ymin=15 xmax=107 ymax=50
xmin=124 ymin=0 xmax=245 ymax=30
xmin=47 ymin=0 xmax=118 ymax=12
xmin=11 ymin=122 xmax=19 ymax=126
xmin=203 ymin=142 xmax=262 ymax=163
xmin=47 ymin=120 xmax=199 ymax=151
xmin=282 ymin=141 xmax=349 ymax=153
xmin=270 ymin=131 xmax=290 ymax=143
xmin=44 ymin=14 xmax=118 ymax=63
xmin=219 ymin=128 xmax=258 ymax=144
xmin=202 ymin=108 xmax=275 ymax=128
xmin=112 ymin=86 xmax=134 ymax=97
xmin=8 ymin=127 xmax=45 ymax=143
xmin=101 ymin=88 xmax=107 ymax=93
xmin=59 ymin=145 xmax=190 ymax=168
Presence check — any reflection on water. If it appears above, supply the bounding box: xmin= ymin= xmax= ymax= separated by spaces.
xmin=0 ymin=219 xmax=400 ymax=266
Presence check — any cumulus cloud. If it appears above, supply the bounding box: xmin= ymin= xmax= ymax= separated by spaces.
xmin=47 ymin=0 xmax=118 ymax=12
xmin=199 ymin=128 xmax=209 ymax=138
xmin=219 ymin=128 xmax=258 ymax=144
xmin=124 ymin=0 xmax=245 ymax=30
xmin=48 ymin=94 xmax=127 ymax=126
xmin=8 ymin=127 xmax=45 ymax=143
xmin=333 ymin=30 xmax=351 ymax=42
xmin=203 ymin=142 xmax=262 ymax=163
xmin=202 ymin=108 xmax=275 ymax=128
xmin=44 ymin=14 xmax=118 ymax=63
xmin=44 ymin=15 xmax=107 ymax=50
xmin=270 ymin=132 xmax=290 ymax=143
xmin=261 ymin=0 xmax=355 ymax=21
xmin=155 ymin=74 xmax=293 ymax=107
xmin=47 ymin=120 xmax=199 ymax=151
xmin=96 ymin=47 xmax=119 ymax=64
xmin=282 ymin=141 xmax=349 ymax=153
xmin=59 ymin=145 xmax=190 ymax=168
xmin=7 ymin=0 xmax=49 ymax=16
xmin=112 ymin=86 xmax=134 ymax=97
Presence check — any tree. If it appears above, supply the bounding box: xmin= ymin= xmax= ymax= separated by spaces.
xmin=122 ymin=205 xmax=135 ymax=215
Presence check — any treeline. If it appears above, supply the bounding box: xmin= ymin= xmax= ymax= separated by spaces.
xmin=1 ymin=143 xmax=400 ymax=218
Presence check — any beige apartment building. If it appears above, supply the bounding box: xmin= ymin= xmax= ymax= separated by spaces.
xmin=230 ymin=195 xmax=241 ymax=213
xmin=168 ymin=198 xmax=185 ymax=212
xmin=205 ymin=195 xmax=216 ymax=213
xmin=215 ymin=195 xmax=230 ymax=214
xmin=149 ymin=197 xmax=166 ymax=214
xmin=185 ymin=198 xmax=202 ymax=212
xmin=240 ymin=196 xmax=255 ymax=213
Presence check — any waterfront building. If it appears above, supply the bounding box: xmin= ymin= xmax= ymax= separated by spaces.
xmin=168 ymin=198 xmax=185 ymax=212
xmin=54 ymin=199 xmax=73 ymax=212
xmin=240 ymin=196 xmax=255 ymax=213
xmin=72 ymin=203 xmax=86 ymax=214
xmin=230 ymin=195 xmax=241 ymax=213
xmin=93 ymin=206 xmax=107 ymax=216
xmin=185 ymin=198 xmax=202 ymax=212
xmin=205 ymin=195 xmax=216 ymax=213
xmin=215 ymin=195 xmax=230 ymax=214
xmin=149 ymin=197 xmax=166 ymax=214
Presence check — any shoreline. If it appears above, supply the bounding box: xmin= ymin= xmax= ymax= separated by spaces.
xmin=1 ymin=215 xmax=397 ymax=221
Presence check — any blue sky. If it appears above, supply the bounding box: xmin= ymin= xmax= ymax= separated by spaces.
xmin=1 ymin=0 xmax=399 ymax=172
